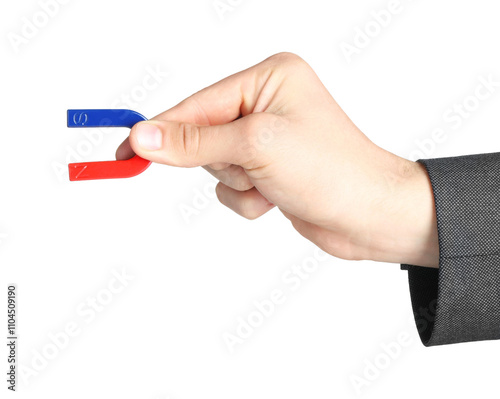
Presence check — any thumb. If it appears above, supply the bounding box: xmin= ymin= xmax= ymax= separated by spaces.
xmin=129 ymin=118 xmax=255 ymax=168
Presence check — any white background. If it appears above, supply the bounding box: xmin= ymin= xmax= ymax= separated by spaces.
xmin=2 ymin=0 xmax=500 ymax=398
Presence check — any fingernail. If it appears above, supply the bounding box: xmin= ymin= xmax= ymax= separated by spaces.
xmin=136 ymin=122 xmax=162 ymax=150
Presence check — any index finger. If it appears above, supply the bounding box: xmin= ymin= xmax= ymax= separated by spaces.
xmin=116 ymin=57 xmax=274 ymax=160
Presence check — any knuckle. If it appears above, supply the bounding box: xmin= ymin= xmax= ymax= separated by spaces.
xmin=216 ymin=167 xmax=253 ymax=191
xmin=241 ymin=208 xmax=259 ymax=220
xmin=270 ymin=52 xmax=302 ymax=64
xmin=321 ymin=234 xmax=358 ymax=261
xmin=215 ymin=182 xmax=224 ymax=201
xmin=232 ymin=179 xmax=253 ymax=192
xmin=177 ymin=122 xmax=201 ymax=160
xmin=209 ymin=162 xmax=229 ymax=171
xmin=232 ymin=168 xmax=253 ymax=191
xmin=238 ymin=197 xmax=259 ymax=220
xmin=269 ymin=52 xmax=308 ymax=70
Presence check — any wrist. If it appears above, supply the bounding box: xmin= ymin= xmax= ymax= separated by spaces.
xmin=366 ymin=156 xmax=439 ymax=267
xmin=397 ymin=160 xmax=439 ymax=267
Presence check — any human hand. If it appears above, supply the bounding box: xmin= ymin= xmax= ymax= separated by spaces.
xmin=116 ymin=53 xmax=439 ymax=267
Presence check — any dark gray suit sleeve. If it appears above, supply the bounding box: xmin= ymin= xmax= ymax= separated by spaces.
xmin=401 ymin=152 xmax=500 ymax=346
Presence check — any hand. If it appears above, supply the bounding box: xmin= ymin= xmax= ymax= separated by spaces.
xmin=116 ymin=53 xmax=439 ymax=267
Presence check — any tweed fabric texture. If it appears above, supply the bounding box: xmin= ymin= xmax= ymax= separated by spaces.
xmin=402 ymin=153 xmax=500 ymax=346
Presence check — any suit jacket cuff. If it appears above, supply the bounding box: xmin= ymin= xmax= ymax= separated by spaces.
xmin=402 ymin=152 xmax=500 ymax=346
